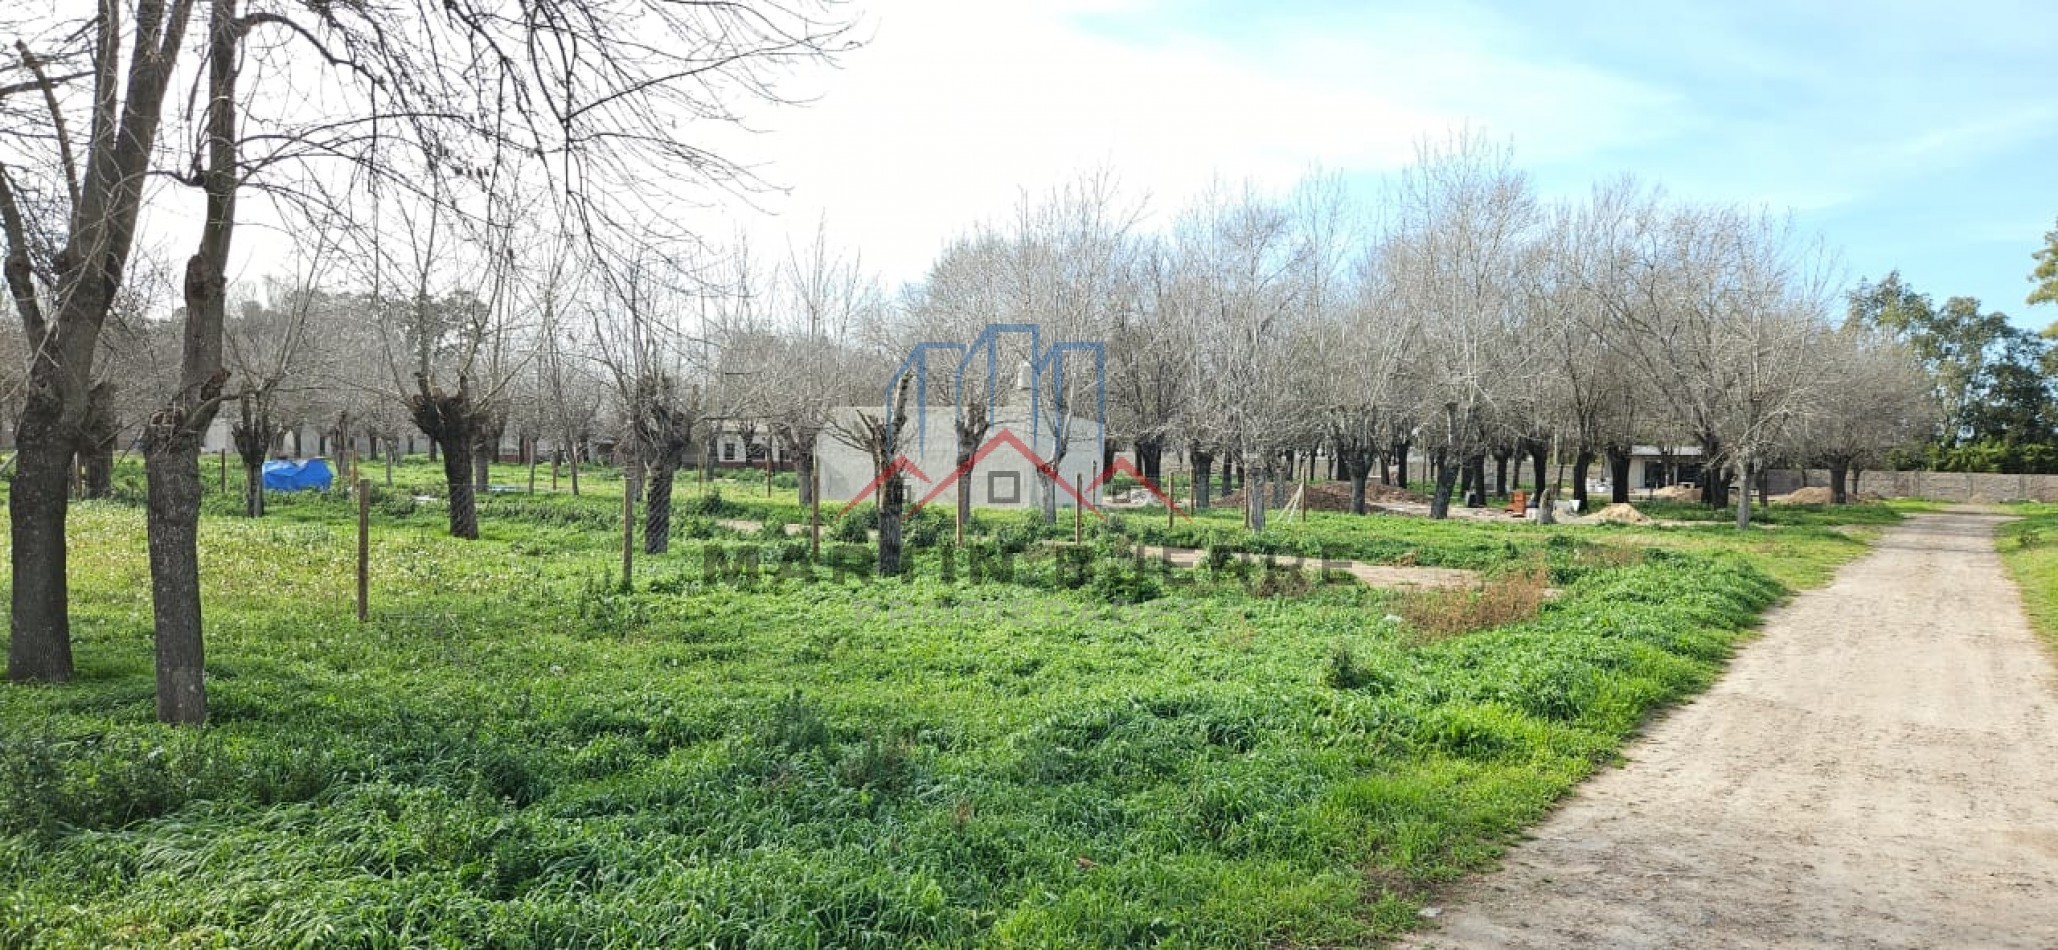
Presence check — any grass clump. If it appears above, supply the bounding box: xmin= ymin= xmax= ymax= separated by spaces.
xmin=1396 ymin=561 xmax=1552 ymax=643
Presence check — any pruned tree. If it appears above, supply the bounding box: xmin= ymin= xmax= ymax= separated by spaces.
xmin=1387 ymin=133 xmax=1538 ymax=519
xmin=1799 ymin=326 xmax=1936 ymax=502
xmin=830 ymin=376 xmax=913 ymax=576
xmin=2 ymin=0 xmax=199 ymax=684
xmin=1181 ymin=181 xmax=1320 ymax=531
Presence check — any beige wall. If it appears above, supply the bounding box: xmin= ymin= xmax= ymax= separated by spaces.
xmin=1766 ymin=469 xmax=2058 ymax=503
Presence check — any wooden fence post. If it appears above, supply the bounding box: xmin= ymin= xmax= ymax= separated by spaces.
xmin=219 ymin=448 xmax=228 ymax=495
xmin=622 ymin=469 xmax=638 ymax=590
xmin=356 ymin=479 xmax=370 ymax=622
xmin=1074 ymin=472 xmax=1083 ymax=544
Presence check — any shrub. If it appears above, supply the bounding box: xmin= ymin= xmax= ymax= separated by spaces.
xmin=1089 ymin=559 xmax=1164 ymax=605
xmin=832 ymin=513 xmax=872 ymax=544
xmin=761 ymin=691 xmax=833 ymax=754
xmin=1396 ymin=561 xmax=1550 ymax=643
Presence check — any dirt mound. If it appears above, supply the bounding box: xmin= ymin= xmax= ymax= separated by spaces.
xmin=1648 ymin=484 xmax=1700 ymax=501
xmin=1591 ymin=503 xmax=1653 ymax=524
xmin=1214 ymin=480 xmax=1428 ymax=512
xmin=1779 ymin=486 xmax=1835 ymax=505
xmin=1856 ymin=490 xmax=1887 ymax=503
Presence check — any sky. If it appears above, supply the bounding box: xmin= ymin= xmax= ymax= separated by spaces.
xmin=699 ymin=0 xmax=2057 ymax=328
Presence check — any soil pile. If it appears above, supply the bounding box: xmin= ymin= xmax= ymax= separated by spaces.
xmin=1591 ymin=503 xmax=1653 ymax=524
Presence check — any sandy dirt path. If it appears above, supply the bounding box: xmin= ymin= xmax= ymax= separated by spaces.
xmin=1407 ymin=511 xmax=2058 ymax=949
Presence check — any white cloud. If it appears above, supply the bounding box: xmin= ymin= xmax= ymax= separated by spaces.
xmin=710 ymin=0 xmax=1677 ymax=285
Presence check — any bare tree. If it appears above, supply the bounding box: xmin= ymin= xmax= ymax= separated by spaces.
xmin=1387 ymin=133 xmax=1538 ymax=519
xmin=1181 ymin=181 xmax=1320 ymax=531
xmin=829 ymin=376 xmax=913 ymax=576
xmin=1798 ymin=326 xmax=1936 ymax=502
xmin=2 ymin=0 xmax=198 ymax=684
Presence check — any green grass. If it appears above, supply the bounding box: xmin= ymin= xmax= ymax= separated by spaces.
xmin=1998 ymin=504 xmax=2058 ymax=650
xmin=0 ymin=465 xmax=1892 ymax=947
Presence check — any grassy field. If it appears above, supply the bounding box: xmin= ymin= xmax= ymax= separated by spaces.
xmin=0 ymin=460 xmax=1891 ymax=947
xmin=1998 ymin=503 xmax=2058 ymax=650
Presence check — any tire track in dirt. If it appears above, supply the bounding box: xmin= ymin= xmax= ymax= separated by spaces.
xmin=1407 ymin=511 xmax=2058 ymax=949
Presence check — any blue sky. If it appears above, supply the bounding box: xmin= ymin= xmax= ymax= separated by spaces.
xmin=711 ymin=0 xmax=2056 ymax=327
xmin=199 ymin=0 xmax=2055 ymax=329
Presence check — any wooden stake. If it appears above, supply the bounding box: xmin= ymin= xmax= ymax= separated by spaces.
xmin=1167 ymin=472 xmax=1176 ymax=528
xmin=219 ymin=448 xmax=228 ymax=495
xmin=1074 ymin=472 xmax=1083 ymax=544
xmin=356 ymin=479 xmax=370 ymax=623
xmin=622 ymin=469 xmax=637 ymax=590
xmin=809 ymin=463 xmax=822 ymax=560
xmin=1301 ymin=478 xmax=1309 ymax=522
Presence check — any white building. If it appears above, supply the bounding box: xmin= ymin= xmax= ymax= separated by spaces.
xmin=814 ymin=406 xmax=1104 ymax=511
xmin=1624 ymin=444 xmax=1706 ymax=490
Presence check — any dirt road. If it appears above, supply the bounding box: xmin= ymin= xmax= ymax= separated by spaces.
xmin=1409 ymin=511 xmax=2058 ymax=949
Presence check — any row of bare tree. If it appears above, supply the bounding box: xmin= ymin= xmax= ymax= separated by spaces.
xmin=0 ymin=0 xmax=853 ymax=721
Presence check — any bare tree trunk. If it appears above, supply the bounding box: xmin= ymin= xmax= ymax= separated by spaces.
xmin=1571 ymin=448 xmax=1594 ymax=509
xmin=1830 ymin=461 xmax=1850 ymax=504
xmin=878 ymin=475 xmax=906 ymax=575
xmin=644 ymin=460 xmax=675 ymax=555
xmin=1526 ymin=440 xmax=1549 ymax=495
xmin=1341 ymin=445 xmax=1372 ymax=515
xmin=1247 ymin=466 xmax=1267 ymax=532
xmin=1705 ymin=465 xmax=1731 ymax=510
xmin=1393 ymin=441 xmax=1411 ymax=489
xmin=471 ymin=416 xmax=503 ymax=493
xmin=1428 ymin=448 xmax=1456 ymax=520
xmin=406 ymin=376 xmax=484 ymax=540
xmin=243 ymin=459 xmax=264 ymax=516
xmin=80 ymin=443 xmax=115 ymax=499
xmin=79 ymin=383 xmax=119 ymax=499
xmin=145 ymin=423 xmax=210 ymax=724
xmin=443 ymin=435 xmax=478 ymax=539
xmin=794 ymin=446 xmax=816 ymax=507
xmin=1190 ymin=447 xmax=1213 ymax=510
xmin=1735 ymin=458 xmax=1754 ymax=530
xmin=142 ymin=0 xmax=239 ymax=726
xmin=1607 ymin=446 xmax=1632 ymax=505
xmin=1492 ymin=449 xmax=1510 ymax=498
xmin=8 ymin=436 xmax=76 ymax=682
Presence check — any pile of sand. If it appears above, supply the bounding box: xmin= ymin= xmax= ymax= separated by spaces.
xmin=1591 ymin=503 xmax=1653 ymax=524
xmin=1648 ymin=484 xmax=1700 ymax=501
xmin=1779 ymin=486 xmax=1835 ymax=505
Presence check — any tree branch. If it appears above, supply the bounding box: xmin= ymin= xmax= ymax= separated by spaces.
xmin=14 ymin=41 xmax=82 ymax=211
xmin=0 ymin=163 xmax=49 ymax=341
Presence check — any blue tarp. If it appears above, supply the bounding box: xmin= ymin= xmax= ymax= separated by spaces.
xmin=262 ymin=458 xmax=334 ymax=492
